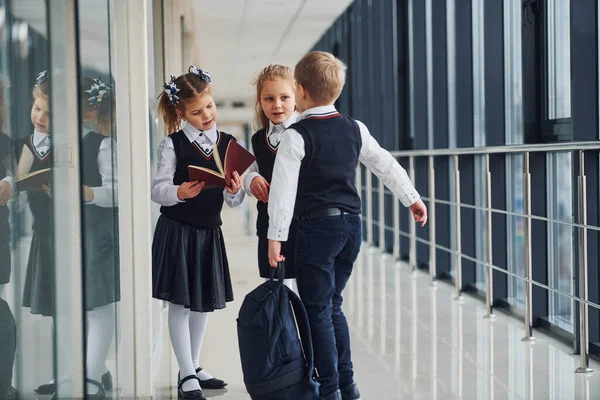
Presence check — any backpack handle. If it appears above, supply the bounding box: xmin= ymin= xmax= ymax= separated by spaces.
xmin=270 ymin=261 xmax=286 ymax=282
xmin=287 ymin=289 xmax=316 ymax=387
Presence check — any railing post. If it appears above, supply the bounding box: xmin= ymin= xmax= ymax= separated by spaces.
xmin=454 ymin=155 xmax=463 ymax=301
xmin=484 ymin=154 xmax=495 ymax=319
xmin=409 ymin=156 xmax=417 ymax=274
xmin=379 ymin=178 xmax=386 ymax=253
xmin=576 ymin=150 xmax=593 ymax=373
xmin=522 ymin=152 xmax=535 ymax=340
xmin=428 ymin=155 xmax=437 ymax=287
xmin=366 ymin=169 xmax=374 ymax=247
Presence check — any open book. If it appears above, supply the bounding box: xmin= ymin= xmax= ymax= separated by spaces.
xmin=188 ymin=139 xmax=256 ymax=189
xmin=15 ymin=144 xmax=51 ymax=191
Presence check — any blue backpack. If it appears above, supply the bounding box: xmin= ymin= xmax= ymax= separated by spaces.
xmin=237 ymin=263 xmax=319 ymax=399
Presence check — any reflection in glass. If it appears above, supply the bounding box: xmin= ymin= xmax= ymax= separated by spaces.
xmin=78 ymin=0 xmax=120 ymax=397
xmin=504 ymin=1 xmax=525 ymax=308
xmin=546 ymin=0 xmax=571 ymax=120
xmin=547 ymin=152 xmax=573 ymax=331
xmin=80 ymin=76 xmax=118 ymax=397
xmin=0 ymin=55 xmax=17 ymax=399
xmin=472 ymin=0 xmax=486 ymax=291
xmin=507 ymin=155 xmax=525 ymax=307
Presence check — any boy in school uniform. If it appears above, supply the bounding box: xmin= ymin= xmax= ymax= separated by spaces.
xmin=267 ymin=51 xmax=427 ymax=400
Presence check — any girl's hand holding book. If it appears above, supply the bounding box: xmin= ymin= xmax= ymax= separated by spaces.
xmin=177 ymin=181 xmax=205 ymax=200
xmin=82 ymin=185 xmax=94 ymax=203
xmin=41 ymin=184 xmax=52 ymax=198
xmin=225 ymin=171 xmax=242 ymax=195
xmin=0 ymin=181 xmax=11 ymax=206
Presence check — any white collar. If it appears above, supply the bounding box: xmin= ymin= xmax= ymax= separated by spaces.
xmin=183 ymin=123 xmax=218 ymax=143
xmin=267 ymin=112 xmax=299 ymax=136
xmin=33 ymin=129 xmax=49 ymax=147
xmin=297 ymin=105 xmax=338 ymax=121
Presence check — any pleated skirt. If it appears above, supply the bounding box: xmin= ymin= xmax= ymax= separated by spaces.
xmin=152 ymin=215 xmax=233 ymax=312
xmin=22 ymin=230 xmax=55 ymax=316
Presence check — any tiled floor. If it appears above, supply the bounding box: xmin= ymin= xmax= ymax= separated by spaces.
xmin=154 ymin=208 xmax=600 ymax=399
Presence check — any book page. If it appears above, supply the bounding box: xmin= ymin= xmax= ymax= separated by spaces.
xmin=213 ymin=143 xmax=225 ymax=175
xmin=188 ymin=165 xmax=224 ymax=178
xmin=16 ymin=144 xmax=34 ymax=179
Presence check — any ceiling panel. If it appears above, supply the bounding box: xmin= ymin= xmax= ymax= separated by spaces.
xmin=191 ymin=0 xmax=352 ymax=104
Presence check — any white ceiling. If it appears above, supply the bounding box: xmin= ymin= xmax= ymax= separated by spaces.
xmin=191 ymin=0 xmax=352 ymax=103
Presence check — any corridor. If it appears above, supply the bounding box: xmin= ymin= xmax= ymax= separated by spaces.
xmin=153 ymin=208 xmax=600 ymax=400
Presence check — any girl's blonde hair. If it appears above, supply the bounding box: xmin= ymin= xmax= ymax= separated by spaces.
xmin=253 ymin=64 xmax=295 ymax=131
xmin=158 ymin=71 xmax=211 ymax=134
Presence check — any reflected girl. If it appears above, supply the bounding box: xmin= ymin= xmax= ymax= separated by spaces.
xmin=80 ymin=76 xmax=119 ymax=399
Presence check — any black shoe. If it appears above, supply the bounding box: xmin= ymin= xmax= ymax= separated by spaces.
xmin=35 ymin=382 xmax=56 ymax=395
xmin=320 ymin=389 xmax=342 ymax=400
xmin=51 ymin=379 xmax=105 ymax=400
xmin=341 ymin=383 xmax=361 ymax=400
xmin=102 ymin=371 xmax=113 ymax=390
xmin=178 ymin=375 xmax=206 ymax=400
xmin=1 ymin=386 xmax=18 ymax=400
xmin=196 ymin=367 xmax=228 ymax=389
xmin=36 ymin=371 xmax=113 ymax=395
xmin=85 ymin=379 xmax=106 ymax=400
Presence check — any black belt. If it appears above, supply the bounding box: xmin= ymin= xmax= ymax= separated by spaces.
xmin=298 ymin=207 xmax=352 ymax=220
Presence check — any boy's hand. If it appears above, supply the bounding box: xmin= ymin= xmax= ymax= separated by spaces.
xmin=250 ymin=176 xmax=270 ymax=203
xmin=0 ymin=181 xmax=11 ymax=206
xmin=177 ymin=181 xmax=205 ymax=200
xmin=410 ymin=199 xmax=428 ymax=227
xmin=268 ymin=239 xmax=285 ymax=267
xmin=225 ymin=171 xmax=242 ymax=195
xmin=82 ymin=185 xmax=94 ymax=203
xmin=42 ymin=184 xmax=52 ymax=198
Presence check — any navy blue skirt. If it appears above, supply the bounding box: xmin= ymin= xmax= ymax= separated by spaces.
xmin=152 ymin=215 xmax=233 ymax=312
xmin=22 ymin=230 xmax=55 ymax=316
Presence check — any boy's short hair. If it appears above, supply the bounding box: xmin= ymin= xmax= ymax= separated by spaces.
xmin=295 ymin=51 xmax=346 ymax=105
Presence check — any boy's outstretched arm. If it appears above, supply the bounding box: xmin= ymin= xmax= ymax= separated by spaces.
xmin=266 ymin=130 xmax=305 ymax=266
xmin=356 ymin=120 xmax=427 ymax=226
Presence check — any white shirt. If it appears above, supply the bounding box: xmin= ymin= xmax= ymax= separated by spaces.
xmin=151 ymin=123 xmax=245 ymax=207
xmin=85 ymin=133 xmax=118 ymax=208
xmin=243 ymin=113 xmax=298 ymax=195
xmin=267 ymin=105 xmax=420 ymax=241
xmin=2 ymin=130 xmax=118 ymax=208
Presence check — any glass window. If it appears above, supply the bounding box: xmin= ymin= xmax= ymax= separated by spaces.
xmin=546 ymin=152 xmax=574 ymax=332
xmin=472 ymin=0 xmax=486 ymax=290
xmin=507 ymin=155 xmax=525 ymax=307
xmin=77 ymin=0 xmax=120 ymax=396
xmin=546 ymin=0 xmax=571 ymax=120
xmin=2 ymin=1 xmax=54 ymax=397
xmin=504 ymin=0 xmax=525 ymax=307
xmin=0 ymin=1 xmax=122 ymax=397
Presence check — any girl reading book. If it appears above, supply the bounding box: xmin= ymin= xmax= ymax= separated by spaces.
xmin=152 ymin=66 xmax=244 ymax=400
xmin=20 ymin=71 xmax=54 ymax=319
xmin=242 ymin=64 xmax=299 ymax=290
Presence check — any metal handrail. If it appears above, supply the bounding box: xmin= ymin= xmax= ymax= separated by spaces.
xmin=358 ymin=146 xmax=599 ymax=373
xmin=389 ymin=141 xmax=600 ymax=157
xmin=366 ymin=187 xmax=600 ymax=232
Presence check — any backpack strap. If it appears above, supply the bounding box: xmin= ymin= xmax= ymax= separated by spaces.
xmin=270 ymin=261 xmax=286 ymax=282
xmin=287 ymin=288 xmax=315 ymax=385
